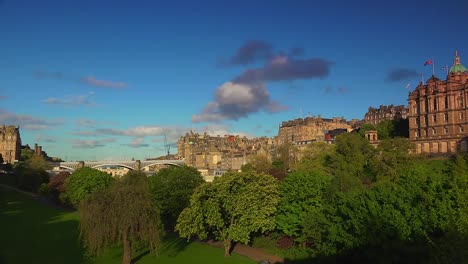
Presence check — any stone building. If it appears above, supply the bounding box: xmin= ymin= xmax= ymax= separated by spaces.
xmin=277 ymin=116 xmax=353 ymax=145
xmin=177 ymin=131 xmax=274 ymax=172
xmin=364 ymin=105 xmax=409 ymax=125
xmin=408 ymin=51 xmax=468 ymax=154
xmin=0 ymin=125 xmax=21 ymax=163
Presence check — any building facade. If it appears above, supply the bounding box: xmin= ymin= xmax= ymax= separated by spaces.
xmin=364 ymin=105 xmax=409 ymax=125
xmin=177 ymin=131 xmax=274 ymax=172
xmin=0 ymin=125 xmax=22 ymax=163
xmin=277 ymin=116 xmax=353 ymax=145
xmin=408 ymin=51 xmax=468 ymax=154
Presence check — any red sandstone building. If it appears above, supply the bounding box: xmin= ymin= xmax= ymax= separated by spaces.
xmin=408 ymin=51 xmax=468 ymax=154
xmin=364 ymin=105 xmax=408 ymax=125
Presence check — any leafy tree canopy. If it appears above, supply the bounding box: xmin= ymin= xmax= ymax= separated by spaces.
xmin=64 ymin=167 xmax=113 ymax=207
xmin=276 ymin=169 xmax=331 ymax=242
xmin=149 ymin=166 xmax=204 ymax=230
xmin=176 ymin=171 xmax=279 ymax=256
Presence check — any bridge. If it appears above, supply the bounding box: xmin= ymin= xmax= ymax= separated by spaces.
xmin=50 ymin=159 xmax=185 ymax=171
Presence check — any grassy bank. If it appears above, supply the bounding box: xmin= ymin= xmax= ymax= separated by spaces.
xmin=0 ymin=187 xmax=255 ymax=264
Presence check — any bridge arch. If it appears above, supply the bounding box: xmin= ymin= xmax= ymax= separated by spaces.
xmin=91 ymin=164 xmax=135 ymax=170
xmin=58 ymin=166 xmax=75 ymax=171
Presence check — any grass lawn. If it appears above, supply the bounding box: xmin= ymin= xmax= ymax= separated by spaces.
xmin=0 ymin=187 xmax=256 ymax=264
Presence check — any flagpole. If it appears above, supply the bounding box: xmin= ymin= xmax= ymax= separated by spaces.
xmin=432 ymin=57 xmax=435 ymax=76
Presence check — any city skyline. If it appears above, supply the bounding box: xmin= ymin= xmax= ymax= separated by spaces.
xmin=1 ymin=0 xmax=468 ymax=160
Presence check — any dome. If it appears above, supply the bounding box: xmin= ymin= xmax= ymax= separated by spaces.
xmin=450 ymin=50 xmax=467 ymax=74
xmin=450 ymin=63 xmax=467 ymax=73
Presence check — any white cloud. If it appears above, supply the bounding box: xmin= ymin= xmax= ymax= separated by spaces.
xmin=42 ymin=92 xmax=96 ymax=107
xmin=192 ymin=82 xmax=287 ymax=123
xmin=72 ymin=138 xmax=116 ymax=149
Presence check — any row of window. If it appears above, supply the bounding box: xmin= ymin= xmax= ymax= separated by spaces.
xmin=414 ymin=112 xmax=464 ymax=124
xmin=415 ymin=126 xmax=465 ymax=137
xmin=412 ymin=96 xmax=465 ymax=114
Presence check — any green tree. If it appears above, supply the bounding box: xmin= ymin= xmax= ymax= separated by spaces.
xmin=376 ymin=120 xmax=394 ymax=140
xmin=358 ymin=123 xmax=377 ymax=138
xmin=149 ymin=166 xmax=204 ymax=230
xmin=64 ymin=167 xmax=113 ymax=207
xmin=328 ymin=133 xmax=375 ymax=191
xmin=276 ymin=169 xmax=331 ymax=244
xmin=371 ymin=138 xmax=414 ymax=181
xmin=297 ymin=142 xmax=334 ymax=174
xmin=241 ymin=153 xmax=272 ymax=174
xmin=12 ymin=155 xmax=50 ymax=192
xmin=176 ymin=171 xmax=279 ymax=256
xmin=79 ymin=171 xmax=161 ymax=264
xmin=26 ymin=155 xmax=51 ymax=171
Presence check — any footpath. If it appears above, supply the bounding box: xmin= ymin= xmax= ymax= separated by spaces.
xmin=204 ymin=240 xmax=284 ymax=264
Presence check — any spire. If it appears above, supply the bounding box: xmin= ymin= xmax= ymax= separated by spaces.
xmin=454 ymin=50 xmax=461 ymax=65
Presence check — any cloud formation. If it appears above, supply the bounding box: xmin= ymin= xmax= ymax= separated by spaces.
xmin=222 ymin=40 xmax=273 ymax=66
xmin=192 ymin=82 xmax=287 ymax=123
xmin=323 ymin=86 xmax=349 ymax=94
xmin=234 ymin=55 xmax=332 ymax=84
xmin=34 ymin=70 xmax=128 ymax=89
xmin=127 ymin=138 xmax=149 ymax=148
xmin=75 ymin=118 xmax=97 ymax=128
xmin=42 ymin=92 xmax=96 ymax=107
xmin=34 ymin=134 xmax=58 ymax=143
xmin=72 ymin=138 xmax=116 ymax=149
xmin=96 ymin=126 xmax=167 ymax=137
xmin=386 ymin=68 xmax=419 ymax=82
xmin=0 ymin=109 xmax=63 ymax=130
xmin=80 ymin=76 xmax=128 ymax=89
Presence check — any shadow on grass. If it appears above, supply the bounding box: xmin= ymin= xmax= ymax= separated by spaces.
xmin=0 ymin=187 xmax=85 ymax=264
xmin=273 ymin=233 xmax=468 ymax=264
xmin=159 ymin=236 xmax=191 ymax=257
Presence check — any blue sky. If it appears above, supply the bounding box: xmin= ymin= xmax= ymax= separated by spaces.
xmin=1 ymin=0 xmax=467 ymax=160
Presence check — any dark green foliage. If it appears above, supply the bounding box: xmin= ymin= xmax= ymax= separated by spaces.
xmin=328 ymin=133 xmax=375 ymax=192
xmin=149 ymin=166 xmax=204 ymax=230
xmin=358 ymin=123 xmax=377 ymax=138
xmin=79 ymin=171 xmax=162 ymax=264
xmin=370 ymin=138 xmax=414 ymax=181
xmin=276 ymin=169 xmax=330 ymax=243
xmin=64 ymin=167 xmax=113 ymax=207
xmin=12 ymin=157 xmax=50 ymax=192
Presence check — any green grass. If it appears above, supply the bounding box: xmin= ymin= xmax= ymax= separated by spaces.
xmin=0 ymin=187 xmax=255 ymax=264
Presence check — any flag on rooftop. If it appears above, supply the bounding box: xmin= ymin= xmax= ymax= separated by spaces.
xmin=424 ymin=59 xmax=433 ymax=66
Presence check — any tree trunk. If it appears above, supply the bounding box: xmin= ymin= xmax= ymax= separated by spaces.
xmin=223 ymin=239 xmax=231 ymax=257
xmin=122 ymin=233 xmax=132 ymax=264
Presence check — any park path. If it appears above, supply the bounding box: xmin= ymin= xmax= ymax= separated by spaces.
xmin=204 ymin=240 xmax=284 ymax=264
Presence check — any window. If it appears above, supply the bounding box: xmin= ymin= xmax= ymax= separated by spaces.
xmin=461 ymin=126 xmax=465 ymax=133
xmin=415 ymin=131 xmax=419 ymax=137
xmin=444 ymin=113 xmax=449 ymax=122
xmin=433 ymin=115 xmax=437 ymax=122
xmin=460 ymin=112 xmax=464 ymax=120
xmin=444 ymin=127 xmax=448 ymax=134
xmin=433 ymin=128 xmax=437 ymax=135
xmin=433 ymin=98 xmax=437 ymax=111
xmin=445 ymin=96 xmax=449 ymax=109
